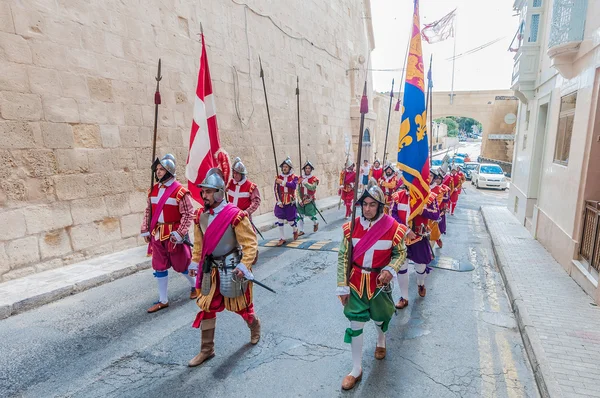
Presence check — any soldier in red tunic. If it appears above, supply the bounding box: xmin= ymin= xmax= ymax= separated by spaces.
xmin=226 ymin=157 xmax=261 ymax=218
xmin=274 ymin=157 xmax=299 ymax=246
xmin=141 ymin=154 xmax=196 ymax=313
xmin=337 ymin=179 xmax=408 ymax=390
xmin=449 ymin=166 xmax=466 ymax=215
xmin=369 ymin=159 xmax=383 ymax=181
xmin=378 ymin=164 xmax=398 ymax=213
xmin=297 ymin=160 xmax=320 ymax=235
xmin=339 ymin=162 xmax=356 ymax=219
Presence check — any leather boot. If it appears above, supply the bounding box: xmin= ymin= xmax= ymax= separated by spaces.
xmin=188 ymin=318 xmax=216 ymax=367
xmin=248 ymin=316 xmax=261 ymax=345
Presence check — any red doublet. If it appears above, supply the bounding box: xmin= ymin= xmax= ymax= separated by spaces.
xmin=149 ymin=183 xmax=189 ymax=241
xmin=343 ymin=218 xmax=406 ymax=299
xmin=340 ymin=171 xmax=356 ymax=202
xmin=371 ymin=167 xmax=383 ymax=181
xmin=412 ymin=192 xmax=439 ymax=232
xmin=299 ymin=175 xmax=319 ymax=201
xmin=275 ymin=173 xmax=298 ymax=205
xmin=226 ymin=179 xmax=257 ymax=211
xmin=379 ymin=175 xmax=398 ymax=202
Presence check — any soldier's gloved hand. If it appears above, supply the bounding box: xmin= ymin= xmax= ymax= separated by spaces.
xmin=170 ymin=231 xmax=183 ymax=244
xmin=407 ymin=229 xmax=417 ymax=241
xmin=188 ymin=261 xmax=199 ymax=278
xmin=234 ymin=263 xmax=254 ymax=280
xmin=277 ymin=201 xmax=283 ymax=208
xmin=378 ymin=270 xmax=393 ymax=285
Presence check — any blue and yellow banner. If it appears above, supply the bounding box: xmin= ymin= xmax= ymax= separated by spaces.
xmin=397 ymin=0 xmax=430 ymax=221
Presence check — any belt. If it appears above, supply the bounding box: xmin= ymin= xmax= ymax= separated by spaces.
xmin=352 ymin=263 xmax=382 ymax=273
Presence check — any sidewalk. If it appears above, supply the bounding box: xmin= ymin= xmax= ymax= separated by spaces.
xmin=0 ymin=196 xmax=340 ymax=320
xmin=482 ymin=206 xmax=600 ymax=398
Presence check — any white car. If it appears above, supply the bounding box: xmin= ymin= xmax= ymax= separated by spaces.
xmin=471 ymin=163 xmax=508 ymax=190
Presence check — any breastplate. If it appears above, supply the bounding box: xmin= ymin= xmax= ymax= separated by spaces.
xmin=200 ymin=213 xmax=239 ymax=257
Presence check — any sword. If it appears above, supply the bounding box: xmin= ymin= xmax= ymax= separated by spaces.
xmin=246 ymin=277 xmax=277 ymax=294
xmin=183 ymin=235 xmax=194 ymax=248
xmin=315 ymin=205 xmax=328 ymax=224
xmin=250 ymin=219 xmax=265 ymax=240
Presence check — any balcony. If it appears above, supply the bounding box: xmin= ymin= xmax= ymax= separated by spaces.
xmin=547 ymin=0 xmax=588 ymax=78
xmin=511 ymin=45 xmax=540 ymax=103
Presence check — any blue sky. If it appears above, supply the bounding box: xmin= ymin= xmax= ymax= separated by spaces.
xmin=370 ymin=0 xmax=519 ymax=92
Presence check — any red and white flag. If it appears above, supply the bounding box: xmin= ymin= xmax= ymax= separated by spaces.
xmin=185 ymin=33 xmax=231 ymax=204
xmin=421 ymin=9 xmax=456 ymax=44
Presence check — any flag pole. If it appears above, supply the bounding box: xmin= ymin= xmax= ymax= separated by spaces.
xmin=427 ymin=55 xmax=433 ymax=166
xmin=346 ymin=80 xmax=369 ymax=284
xmin=296 ymin=77 xmax=301 ymax=168
xmin=450 ymin=15 xmax=457 ymax=105
xmin=148 ymin=58 xmax=162 ymax=232
xmin=382 ymin=79 xmax=394 ymax=166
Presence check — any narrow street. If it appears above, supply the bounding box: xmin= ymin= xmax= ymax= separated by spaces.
xmin=0 ymin=148 xmax=539 ymax=398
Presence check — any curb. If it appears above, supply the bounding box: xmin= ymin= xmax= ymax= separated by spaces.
xmin=0 ymin=259 xmax=151 ymax=320
xmin=480 ymin=207 xmax=562 ymax=398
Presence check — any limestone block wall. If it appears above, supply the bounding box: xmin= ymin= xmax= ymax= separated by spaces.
xmin=0 ymin=0 xmax=373 ymax=281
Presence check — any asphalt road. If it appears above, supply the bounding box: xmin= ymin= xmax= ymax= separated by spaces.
xmin=0 ymin=161 xmax=538 ymax=397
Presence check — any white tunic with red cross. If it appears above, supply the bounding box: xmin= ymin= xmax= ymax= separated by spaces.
xmin=343 ymin=216 xmax=406 ymax=299
xmin=226 ymin=178 xmax=257 ymax=211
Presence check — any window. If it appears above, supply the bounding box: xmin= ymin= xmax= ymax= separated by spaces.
xmin=529 ymin=14 xmax=540 ymax=42
xmin=533 ymin=0 xmax=542 ymax=7
xmin=363 ymin=129 xmax=370 ymax=142
xmin=553 ymin=92 xmax=576 ymax=165
xmin=480 ymin=165 xmax=504 ymax=174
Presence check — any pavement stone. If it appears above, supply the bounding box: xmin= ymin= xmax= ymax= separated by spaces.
xmin=0 ymin=195 xmax=340 ymax=320
xmin=482 ymin=206 xmax=600 ymax=398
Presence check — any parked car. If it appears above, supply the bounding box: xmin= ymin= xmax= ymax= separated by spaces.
xmin=455 ymin=153 xmax=469 ymax=158
xmin=451 ymin=156 xmax=465 ymax=167
xmin=431 ymin=159 xmax=443 ymax=167
xmin=471 ymin=163 xmax=508 ymax=190
xmin=463 ymin=162 xmax=479 ymax=180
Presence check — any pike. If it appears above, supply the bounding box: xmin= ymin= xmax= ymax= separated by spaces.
xmin=346 ymin=81 xmax=369 ymax=284
xmin=250 ymin=219 xmax=265 ymax=240
xmin=382 ymin=79 xmax=394 ymax=166
xmin=259 ymin=56 xmax=281 ymax=204
xmin=147 ymin=59 xmax=162 ymax=233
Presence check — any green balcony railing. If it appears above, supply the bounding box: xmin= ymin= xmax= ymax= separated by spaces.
xmin=549 ymin=0 xmax=588 ymax=49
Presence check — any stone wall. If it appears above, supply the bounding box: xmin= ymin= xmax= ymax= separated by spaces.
xmin=0 ymin=0 xmax=374 ymax=281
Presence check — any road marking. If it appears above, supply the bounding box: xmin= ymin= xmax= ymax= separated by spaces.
xmin=259 ymin=239 xmax=340 ymax=252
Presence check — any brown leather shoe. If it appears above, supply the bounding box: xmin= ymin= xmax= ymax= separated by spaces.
xmin=341 ymin=371 xmax=362 ymax=390
xmin=418 ymin=285 xmax=427 ymax=297
xmin=293 ymin=230 xmax=299 ymax=240
xmin=375 ymin=346 xmax=386 ymax=360
xmin=436 ymin=239 xmax=443 ymax=248
xmin=298 ymin=231 xmax=305 ymax=237
xmin=188 ymin=319 xmax=216 ymax=367
xmin=313 ymin=223 xmax=319 ymax=232
xmin=147 ymin=302 xmax=169 ymax=313
xmin=189 ymin=288 xmax=199 ymax=300
xmin=395 ymin=298 xmax=409 ymax=309
xmin=248 ymin=316 xmax=261 ymax=344
xmin=276 ymin=239 xmax=286 ymax=247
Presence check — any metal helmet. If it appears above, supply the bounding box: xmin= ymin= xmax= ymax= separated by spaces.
xmin=384 ymin=163 xmax=395 ymax=173
xmin=346 ymin=160 xmax=355 ymax=169
xmin=357 ymin=178 xmax=386 ymax=206
xmin=302 ymin=160 xmax=315 ymax=172
xmin=232 ymin=157 xmax=248 ymax=175
xmin=198 ymin=168 xmax=226 ymax=202
xmin=373 ymin=159 xmax=381 ymax=166
xmin=159 ymin=154 xmax=176 ymax=176
xmin=280 ymin=156 xmax=293 ymax=170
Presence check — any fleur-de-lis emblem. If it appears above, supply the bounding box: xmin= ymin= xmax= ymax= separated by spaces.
xmin=415 ymin=111 xmax=427 ymax=141
xmin=398 ymin=106 xmax=413 ymax=150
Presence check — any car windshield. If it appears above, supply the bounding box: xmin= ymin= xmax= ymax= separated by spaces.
xmin=465 ymin=163 xmax=478 ymax=170
xmin=480 ymin=165 xmax=503 ymax=174
xmin=453 ymin=158 xmax=464 ymax=164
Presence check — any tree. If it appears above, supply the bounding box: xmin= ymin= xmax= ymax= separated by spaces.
xmin=435 ymin=117 xmax=459 ymax=137
xmin=434 ymin=116 xmax=482 ymax=137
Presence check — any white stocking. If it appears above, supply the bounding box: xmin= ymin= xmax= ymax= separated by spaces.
xmin=298 ymin=219 xmax=304 ymax=232
xmin=398 ymin=261 xmax=409 ymax=300
xmin=278 ymin=221 xmax=285 ymax=240
xmin=415 ymin=263 xmax=427 ymax=286
xmin=349 ymin=321 xmax=365 ymax=377
xmin=157 ymin=275 xmax=168 ymax=304
xmin=374 ymin=321 xmax=386 ymax=348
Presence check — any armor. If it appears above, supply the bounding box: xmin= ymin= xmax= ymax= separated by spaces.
xmin=302 ymin=160 xmax=315 ymax=171
xmin=232 ymin=157 xmax=248 ymax=175
xmin=346 ymin=160 xmax=355 ymax=169
xmin=199 ymin=210 xmax=247 ymax=297
xmin=280 ymin=156 xmax=294 ymax=170
xmin=384 ymin=163 xmax=394 ymax=173
xmin=151 ymin=153 xmax=177 ymax=181
xmin=198 ymin=168 xmax=226 ymax=202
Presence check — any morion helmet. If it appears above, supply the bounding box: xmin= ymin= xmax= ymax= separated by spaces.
xmin=357 ymin=178 xmax=386 ymax=206
xmin=232 ymin=157 xmax=248 ymax=175
xmin=198 ymin=168 xmax=226 ymax=202
xmin=302 ymin=160 xmax=315 ymax=172
xmin=280 ymin=156 xmax=293 ymax=170
xmin=152 ymin=153 xmax=176 ymax=179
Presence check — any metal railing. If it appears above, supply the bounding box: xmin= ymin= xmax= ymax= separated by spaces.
xmin=548 ymin=0 xmax=588 ymax=49
xmin=580 ymin=200 xmax=600 ymax=272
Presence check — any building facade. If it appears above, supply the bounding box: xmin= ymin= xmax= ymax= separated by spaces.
xmin=509 ymin=0 xmax=600 ymax=302
xmin=0 ymin=0 xmax=377 ymax=281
